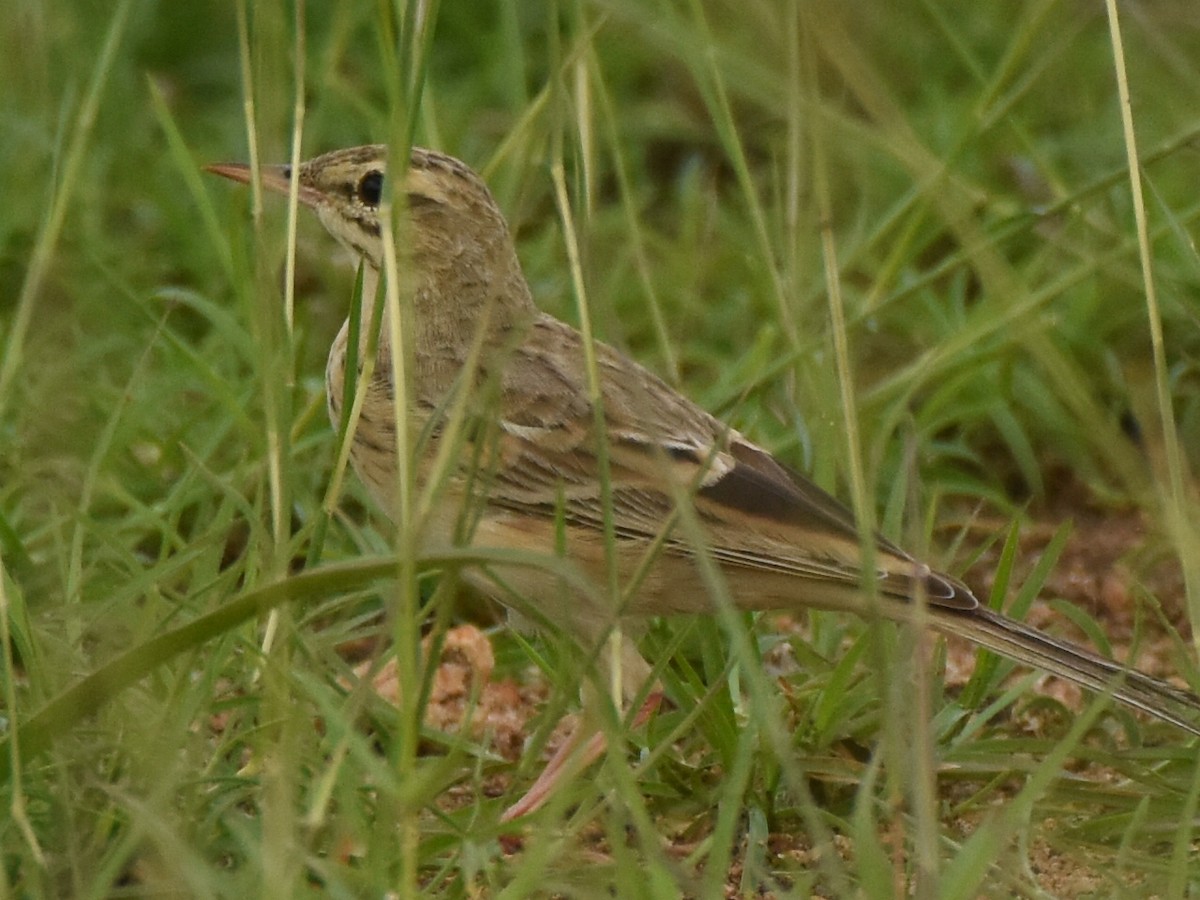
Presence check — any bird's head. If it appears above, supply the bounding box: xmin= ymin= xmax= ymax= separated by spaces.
xmin=206 ymin=145 xmax=511 ymax=273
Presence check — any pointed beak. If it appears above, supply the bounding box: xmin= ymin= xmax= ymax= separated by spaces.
xmin=204 ymin=161 xmax=324 ymax=209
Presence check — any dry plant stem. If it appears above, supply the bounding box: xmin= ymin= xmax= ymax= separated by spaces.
xmin=206 ymin=145 xmax=1200 ymax=819
xmin=1104 ymin=0 xmax=1200 ymax=639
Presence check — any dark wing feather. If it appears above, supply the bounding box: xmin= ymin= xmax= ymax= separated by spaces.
xmin=483 ymin=330 xmax=972 ymax=610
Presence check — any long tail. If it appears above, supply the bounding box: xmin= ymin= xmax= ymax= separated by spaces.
xmin=933 ymin=605 xmax=1200 ymax=736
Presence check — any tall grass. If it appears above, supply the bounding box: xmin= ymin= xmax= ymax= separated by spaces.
xmin=2 ymin=0 xmax=1199 ymax=895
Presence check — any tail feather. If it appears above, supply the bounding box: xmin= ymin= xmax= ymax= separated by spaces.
xmin=935 ymin=606 xmax=1200 ymax=736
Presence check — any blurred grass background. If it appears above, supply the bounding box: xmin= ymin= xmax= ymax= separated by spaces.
xmin=2 ymin=0 xmax=1200 ymax=895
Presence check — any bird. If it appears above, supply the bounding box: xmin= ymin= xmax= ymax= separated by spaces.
xmin=206 ymin=144 xmax=1200 ymax=820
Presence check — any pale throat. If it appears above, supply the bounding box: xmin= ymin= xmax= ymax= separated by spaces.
xmin=337 ymin=243 xmax=504 ymax=370
xmin=350 ymin=220 xmax=533 ymax=341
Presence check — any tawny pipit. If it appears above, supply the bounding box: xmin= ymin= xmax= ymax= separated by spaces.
xmin=208 ymin=145 xmax=1200 ymax=817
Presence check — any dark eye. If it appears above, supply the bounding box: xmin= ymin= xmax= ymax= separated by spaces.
xmin=357 ymin=170 xmax=383 ymax=206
